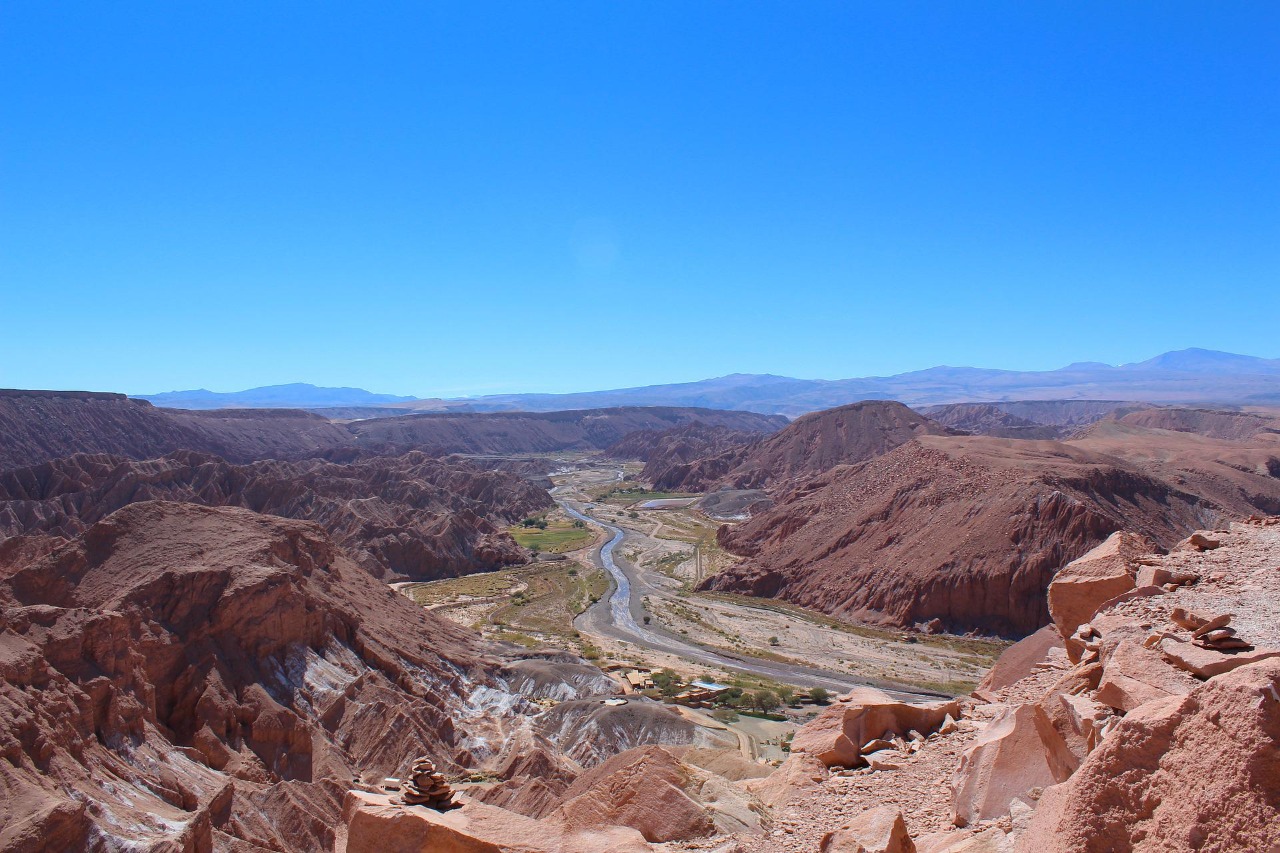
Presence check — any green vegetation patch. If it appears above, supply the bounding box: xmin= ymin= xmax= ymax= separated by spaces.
xmin=595 ymin=487 xmax=697 ymax=505
xmin=508 ymin=516 xmax=595 ymax=553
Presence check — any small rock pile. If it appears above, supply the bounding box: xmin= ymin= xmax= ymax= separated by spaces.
xmin=1170 ymin=608 xmax=1252 ymax=651
xmin=398 ymin=757 xmax=456 ymax=810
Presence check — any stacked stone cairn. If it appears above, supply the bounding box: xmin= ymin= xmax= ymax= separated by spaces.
xmin=1172 ymin=608 xmax=1253 ymax=651
xmin=399 ymin=757 xmax=456 ymax=810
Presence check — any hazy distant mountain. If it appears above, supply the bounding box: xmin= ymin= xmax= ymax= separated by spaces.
xmin=139 ymin=383 xmax=417 ymax=410
xmin=450 ymin=348 xmax=1280 ymax=416
xmin=132 ymin=349 xmax=1280 ymax=418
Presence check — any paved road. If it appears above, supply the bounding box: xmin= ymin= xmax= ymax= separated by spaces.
xmin=563 ymin=499 xmax=933 ymax=700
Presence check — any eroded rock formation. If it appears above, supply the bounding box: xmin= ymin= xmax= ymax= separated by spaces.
xmin=0 ymin=501 xmax=488 ymax=850
xmin=705 ymin=428 xmax=1280 ymax=635
xmin=0 ymin=450 xmax=551 ymax=581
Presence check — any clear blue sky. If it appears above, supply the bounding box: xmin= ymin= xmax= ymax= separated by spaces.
xmin=2 ymin=2 xmax=1277 ymax=397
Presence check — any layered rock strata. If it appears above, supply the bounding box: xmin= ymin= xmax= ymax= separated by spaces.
xmin=0 ymin=450 xmax=551 ymax=581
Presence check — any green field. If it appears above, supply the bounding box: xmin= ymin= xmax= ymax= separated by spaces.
xmin=594 ymin=487 xmax=697 ymax=505
xmin=508 ymin=518 xmax=595 ymax=553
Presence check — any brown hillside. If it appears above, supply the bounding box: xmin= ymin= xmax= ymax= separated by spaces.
xmin=0 ymin=450 xmax=551 ymax=581
xmin=1112 ymin=406 xmax=1280 ymax=440
xmin=705 ymin=430 xmax=1280 ymax=636
xmin=0 ymin=390 xmax=352 ymax=469
xmin=646 ymin=400 xmax=953 ymax=492
xmin=919 ymin=403 xmax=1069 ymax=439
xmin=347 ymin=406 xmax=786 ymax=455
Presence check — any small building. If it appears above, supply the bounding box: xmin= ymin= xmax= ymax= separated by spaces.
xmin=623 ymin=670 xmax=655 ymax=692
xmin=676 ymin=680 xmax=732 ymax=707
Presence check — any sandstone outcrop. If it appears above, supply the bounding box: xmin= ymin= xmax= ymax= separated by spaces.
xmin=743 ymin=517 xmax=1280 ymax=853
xmin=1046 ymin=531 xmax=1153 ymax=660
xmin=951 ymin=703 xmax=1057 ymax=826
xmin=340 ymin=791 xmax=651 ymax=853
xmin=791 ymin=687 xmax=960 ymax=769
xmin=974 ymin=625 xmax=1064 ymax=699
xmin=1018 ymin=657 xmax=1280 ymax=853
xmin=551 ymin=746 xmax=715 ymax=843
xmin=745 ymin=752 xmax=829 ymax=809
xmin=0 ymin=450 xmax=551 ymax=581
xmin=820 ymin=806 xmax=916 ymax=853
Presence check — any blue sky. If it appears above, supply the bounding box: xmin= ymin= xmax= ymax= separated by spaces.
xmin=2 ymin=2 xmax=1277 ymax=397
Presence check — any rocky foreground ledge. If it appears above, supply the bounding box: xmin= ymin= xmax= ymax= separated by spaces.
xmin=336 ymin=518 xmax=1280 ymax=852
xmin=747 ymin=516 xmax=1280 ymax=853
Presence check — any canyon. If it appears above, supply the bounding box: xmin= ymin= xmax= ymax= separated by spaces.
xmin=1 ymin=387 xmax=1279 ymax=852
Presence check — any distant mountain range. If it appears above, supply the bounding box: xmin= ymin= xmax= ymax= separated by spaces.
xmin=136 ymin=349 xmax=1280 ymax=417
xmin=139 ymin=383 xmax=417 ymax=410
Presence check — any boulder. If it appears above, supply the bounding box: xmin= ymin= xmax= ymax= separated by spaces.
xmin=1094 ymin=640 xmax=1197 ymax=712
xmin=1032 ymin=690 xmax=1112 ymax=782
xmin=916 ymin=826 xmax=1011 ymax=853
xmin=1135 ymin=564 xmax=1198 ymax=588
xmin=550 ymin=746 xmax=714 ymax=843
xmin=791 ymin=687 xmax=960 ymax=768
xmin=1016 ymin=658 xmax=1280 ymax=853
xmin=745 ymin=751 xmax=828 ymax=809
xmin=820 ymin=806 xmax=916 ymax=853
xmin=1185 ymin=532 xmax=1221 ymax=551
xmin=1046 ymin=532 xmax=1152 ymax=660
xmin=340 ymin=791 xmax=652 ymax=853
xmin=973 ymin=625 xmax=1064 ymax=700
xmin=951 ymin=703 xmax=1057 ymax=826
xmin=1159 ymin=637 xmax=1280 ymax=679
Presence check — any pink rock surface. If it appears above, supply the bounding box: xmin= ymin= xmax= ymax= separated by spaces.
xmin=974 ymin=625 xmax=1064 ymax=700
xmin=792 ymin=687 xmax=960 ymax=768
xmin=1159 ymin=637 xmax=1280 ymax=679
xmin=1018 ymin=658 xmax=1280 ymax=853
xmin=1047 ymin=532 xmax=1152 ymax=659
xmin=820 ymin=805 xmax=916 ymax=852
xmin=951 ymin=703 xmax=1057 ymax=826
xmin=549 ymin=746 xmax=714 ymax=843
xmin=340 ymin=791 xmax=651 ymax=853
xmin=1094 ymin=639 xmax=1197 ymax=712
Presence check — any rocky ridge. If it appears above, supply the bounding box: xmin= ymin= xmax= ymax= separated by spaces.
xmin=638 ymin=401 xmax=954 ymax=493
xmin=0 ymin=391 xmax=786 ymax=470
xmin=0 ymin=450 xmax=552 ymax=582
xmin=721 ymin=517 xmax=1280 ymax=853
xmin=705 ymin=426 xmax=1280 ymax=635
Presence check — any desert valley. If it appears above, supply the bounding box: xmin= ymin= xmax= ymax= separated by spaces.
xmin=2 ymin=353 xmax=1280 ymax=852
xmin=5 ymin=5 xmax=1278 ymax=850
